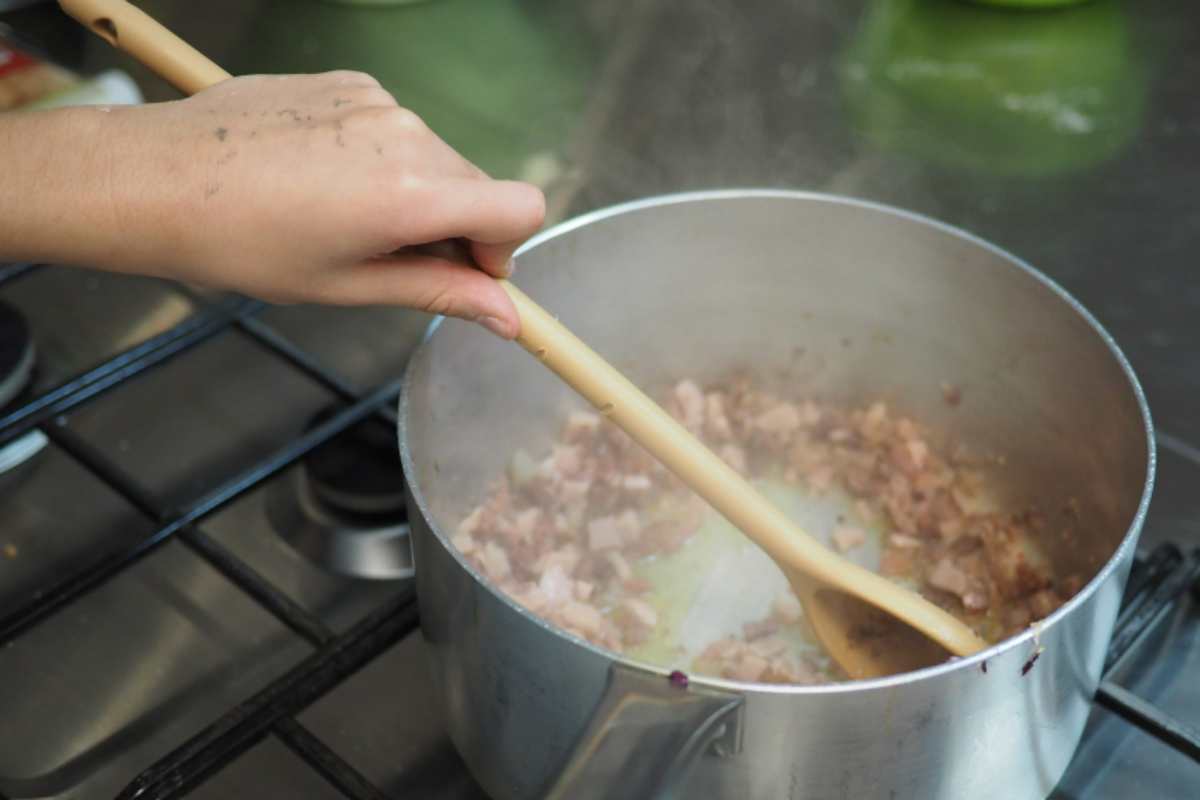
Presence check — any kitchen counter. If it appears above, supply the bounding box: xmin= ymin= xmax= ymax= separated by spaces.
xmin=2 ymin=1 xmax=1199 ymax=797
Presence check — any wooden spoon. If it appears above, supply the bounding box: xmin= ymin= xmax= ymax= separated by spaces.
xmin=60 ymin=0 xmax=988 ymax=678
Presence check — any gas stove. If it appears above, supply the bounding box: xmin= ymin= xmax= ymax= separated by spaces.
xmin=0 ymin=260 xmax=1198 ymax=800
xmin=3 ymin=0 xmax=1200 ymax=796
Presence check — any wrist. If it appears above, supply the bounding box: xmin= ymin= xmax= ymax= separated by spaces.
xmin=0 ymin=103 xmax=201 ymax=278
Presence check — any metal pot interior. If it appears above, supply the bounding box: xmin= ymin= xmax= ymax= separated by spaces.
xmin=401 ymin=190 xmax=1153 ymax=677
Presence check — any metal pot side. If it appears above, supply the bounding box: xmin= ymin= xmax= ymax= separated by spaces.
xmin=399 ymin=191 xmax=1155 ymax=800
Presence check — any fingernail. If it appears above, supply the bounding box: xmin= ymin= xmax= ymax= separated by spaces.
xmin=478 ymin=315 xmax=513 ymax=339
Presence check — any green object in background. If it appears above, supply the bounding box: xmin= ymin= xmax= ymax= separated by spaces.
xmin=963 ymin=0 xmax=1093 ymax=7
xmin=840 ymin=0 xmax=1145 ymax=178
xmin=234 ymin=0 xmax=594 ymax=181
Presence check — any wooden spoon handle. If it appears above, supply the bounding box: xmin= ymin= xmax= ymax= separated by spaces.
xmin=58 ymin=0 xmax=231 ymax=94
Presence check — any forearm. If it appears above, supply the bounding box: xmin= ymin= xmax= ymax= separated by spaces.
xmin=0 ymin=73 xmax=541 ymax=336
xmin=0 ymin=105 xmax=187 ymax=273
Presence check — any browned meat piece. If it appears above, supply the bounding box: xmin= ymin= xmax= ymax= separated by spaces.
xmin=587 ymin=510 xmax=639 ymax=551
xmin=880 ymin=548 xmax=915 ymax=577
xmin=479 ymin=541 xmax=511 ymax=582
xmin=756 ymin=403 xmax=802 ymax=435
xmin=743 ymin=619 xmax=780 ymax=641
xmin=553 ymin=602 xmax=622 ymax=650
xmin=927 ymin=557 xmax=990 ymax=612
xmin=772 ymin=591 xmax=803 ymax=624
xmin=719 ymin=443 xmax=748 ymax=474
xmin=941 ymin=382 xmax=963 ymax=407
xmin=538 ymin=564 xmax=574 ymax=604
xmin=1027 ymin=589 xmax=1061 ymax=619
xmin=831 ymin=524 xmax=866 ymax=553
xmin=674 ymin=379 xmax=706 ymax=433
xmin=605 ymin=551 xmax=634 ymax=582
xmin=563 ymin=410 xmax=601 ymax=442
xmin=928 ymin=558 xmax=971 ymax=597
xmin=615 ymin=598 xmax=659 ymax=644
xmin=889 ymin=533 xmax=922 ymax=549
xmin=705 ymin=392 xmax=734 ymax=440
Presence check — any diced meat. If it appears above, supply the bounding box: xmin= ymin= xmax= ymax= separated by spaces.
xmin=862 ymin=401 xmax=888 ymax=435
xmin=828 ymin=427 xmax=852 ymax=443
xmin=927 ymin=558 xmax=970 ymax=597
xmin=928 ymin=557 xmax=989 ymax=612
xmin=719 ymin=443 xmax=748 ymax=474
xmin=538 ymin=565 xmax=574 ymax=604
xmin=938 ymin=516 xmax=966 ymax=540
xmin=639 ymin=520 xmax=691 ymax=556
xmin=457 ymin=506 xmax=485 ymax=538
xmin=705 ymin=392 xmax=734 ymax=440
xmin=1060 ymin=574 xmax=1085 ymax=598
xmin=623 ymin=576 xmax=653 ymax=595
xmin=880 ymin=548 xmax=914 ymax=577
xmin=615 ymin=509 xmax=642 ymax=545
xmin=854 ymin=499 xmax=876 ymax=525
xmin=452 ymin=532 xmax=478 ymax=556
xmin=757 ymin=403 xmax=802 ymax=435
xmin=798 ymin=401 xmax=822 ymax=427
xmin=731 ymin=649 xmax=770 ymax=682
xmin=962 ymin=590 xmax=990 ymax=612
xmin=606 ymin=551 xmax=634 ymax=582
xmin=895 ymin=439 xmax=929 ymax=473
xmin=555 ymin=601 xmax=620 ymax=648
xmin=752 ymin=635 xmax=790 ymax=659
xmin=674 ymin=380 xmax=706 ymax=432
xmin=464 ymin=373 xmax=1067 ymax=688
xmin=622 ymin=473 xmax=653 ymax=492
xmin=620 ymin=598 xmax=658 ymax=629
xmin=588 ymin=516 xmax=625 ymax=551
xmin=772 ymin=591 xmax=803 ymax=624
xmin=533 ymin=544 xmax=582 ymax=577
xmin=743 ymin=619 xmax=780 ymax=641
xmin=806 ymin=464 xmax=835 ymax=493
xmin=513 ymin=508 xmax=542 ymax=543
xmin=479 ymin=542 xmax=511 ymax=582
xmin=1028 ymin=589 xmax=1060 ymax=619
xmin=552 ymin=445 xmax=584 ymax=477
xmin=564 ymin=410 xmax=601 ymax=440
xmin=560 ymin=478 xmax=591 ymax=510
xmin=507 ymin=582 xmax=548 ymax=614
xmin=941 ymin=382 xmax=962 ymax=407
xmin=832 ymin=524 xmax=866 ymax=553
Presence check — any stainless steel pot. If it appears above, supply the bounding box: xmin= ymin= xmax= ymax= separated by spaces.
xmin=399 ymin=190 xmax=1154 ymax=799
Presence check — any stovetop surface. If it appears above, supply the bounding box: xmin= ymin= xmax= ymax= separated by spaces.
xmin=1 ymin=0 xmax=1199 ymax=798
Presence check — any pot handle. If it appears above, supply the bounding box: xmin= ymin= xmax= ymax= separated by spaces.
xmin=542 ymin=664 xmax=744 ymax=800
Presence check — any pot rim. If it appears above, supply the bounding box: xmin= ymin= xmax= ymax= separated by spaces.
xmin=399 ymin=188 xmax=1156 ymax=695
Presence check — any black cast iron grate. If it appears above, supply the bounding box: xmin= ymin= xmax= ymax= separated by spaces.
xmin=0 ymin=262 xmax=1198 ymax=800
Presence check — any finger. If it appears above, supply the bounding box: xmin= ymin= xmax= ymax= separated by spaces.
xmin=469 ymin=239 xmax=523 ymax=278
xmin=393 ymin=178 xmax=545 ymax=251
xmin=331 ymin=254 xmax=520 ymax=338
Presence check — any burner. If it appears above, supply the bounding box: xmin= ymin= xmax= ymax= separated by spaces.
xmin=0 ymin=298 xmax=34 ymax=409
xmin=304 ymin=409 xmax=407 ymax=517
xmin=0 ymin=298 xmax=47 ymax=481
xmin=267 ymin=409 xmax=412 ymax=580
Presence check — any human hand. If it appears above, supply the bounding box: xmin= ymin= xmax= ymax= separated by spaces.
xmin=32 ymin=72 xmax=545 ymax=338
